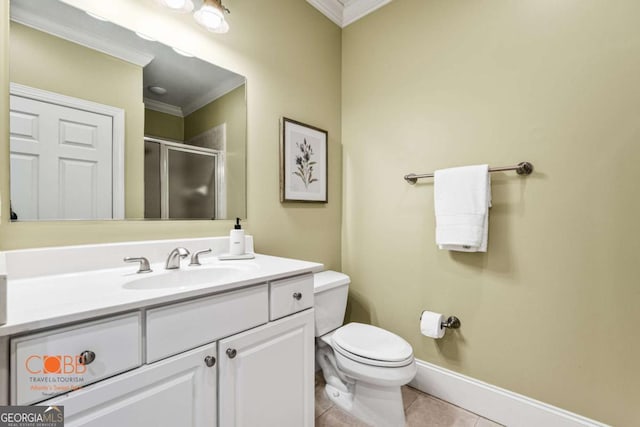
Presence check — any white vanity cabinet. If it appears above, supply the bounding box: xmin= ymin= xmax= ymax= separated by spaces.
xmin=7 ymin=269 xmax=316 ymax=427
xmin=43 ymin=342 xmax=217 ymax=427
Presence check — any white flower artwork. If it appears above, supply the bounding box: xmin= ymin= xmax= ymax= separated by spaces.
xmin=281 ymin=118 xmax=327 ymax=202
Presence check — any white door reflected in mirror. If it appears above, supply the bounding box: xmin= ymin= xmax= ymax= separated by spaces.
xmin=9 ymin=85 xmax=125 ymax=221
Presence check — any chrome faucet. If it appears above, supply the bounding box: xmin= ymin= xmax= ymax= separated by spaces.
xmin=189 ymin=248 xmax=212 ymax=266
xmin=124 ymin=257 xmax=153 ymax=274
xmin=165 ymin=247 xmax=190 ymax=270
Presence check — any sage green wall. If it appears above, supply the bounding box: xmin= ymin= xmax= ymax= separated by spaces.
xmin=9 ymin=22 xmax=144 ymax=218
xmin=0 ymin=0 xmax=342 ymax=271
xmin=342 ymin=1 xmax=640 ymax=425
xmin=184 ymin=85 xmax=247 ymax=221
xmin=145 ymin=108 xmax=184 ymax=141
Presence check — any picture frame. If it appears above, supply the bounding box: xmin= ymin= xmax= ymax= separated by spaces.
xmin=280 ymin=117 xmax=328 ymax=203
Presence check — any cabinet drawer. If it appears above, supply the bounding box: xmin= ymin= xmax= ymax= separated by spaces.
xmin=146 ymin=284 xmax=268 ymax=363
xmin=11 ymin=312 xmax=142 ymax=405
xmin=269 ymin=274 xmax=313 ymax=320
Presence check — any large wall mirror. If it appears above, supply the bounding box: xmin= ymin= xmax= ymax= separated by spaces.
xmin=8 ymin=0 xmax=247 ymax=221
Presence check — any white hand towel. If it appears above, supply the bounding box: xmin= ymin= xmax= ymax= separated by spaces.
xmin=434 ymin=164 xmax=491 ymax=252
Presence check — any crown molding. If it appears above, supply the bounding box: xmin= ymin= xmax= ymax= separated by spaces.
xmin=10 ymin=4 xmax=154 ymax=67
xmin=343 ymin=0 xmax=392 ymax=27
xmin=144 ymin=98 xmax=184 ymax=117
xmin=144 ymin=75 xmax=244 ymax=118
xmin=306 ymin=0 xmax=343 ymax=27
xmin=307 ymin=0 xmax=392 ymax=28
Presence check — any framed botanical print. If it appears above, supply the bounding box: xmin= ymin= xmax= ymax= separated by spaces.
xmin=280 ymin=117 xmax=328 ymax=203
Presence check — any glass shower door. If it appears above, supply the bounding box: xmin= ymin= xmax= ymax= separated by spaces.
xmin=144 ymin=137 xmax=222 ymax=220
xmin=167 ymin=147 xmax=217 ymax=220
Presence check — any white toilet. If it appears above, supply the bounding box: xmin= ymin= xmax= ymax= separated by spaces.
xmin=314 ymin=271 xmax=417 ymax=427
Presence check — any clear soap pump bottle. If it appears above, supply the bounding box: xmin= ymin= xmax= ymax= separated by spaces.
xmin=229 ymin=217 xmax=245 ymax=256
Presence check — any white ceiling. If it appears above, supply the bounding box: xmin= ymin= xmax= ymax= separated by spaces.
xmin=306 ymin=0 xmax=392 ymax=28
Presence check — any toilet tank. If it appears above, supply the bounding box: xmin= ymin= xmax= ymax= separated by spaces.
xmin=313 ymin=270 xmax=350 ymax=337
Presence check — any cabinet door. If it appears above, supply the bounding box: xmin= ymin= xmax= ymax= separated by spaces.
xmin=43 ymin=342 xmax=217 ymax=427
xmin=218 ymin=309 xmax=314 ymax=427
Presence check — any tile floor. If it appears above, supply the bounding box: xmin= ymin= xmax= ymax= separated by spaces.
xmin=315 ymin=374 xmax=503 ymax=427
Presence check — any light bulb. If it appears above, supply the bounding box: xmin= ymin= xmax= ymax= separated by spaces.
xmin=208 ymin=19 xmax=229 ymax=34
xmin=156 ymin=0 xmax=194 ymax=13
xmin=164 ymin=0 xmax=187 ymax=9
xmin=194 ymin=5 xmax=224 ymax=31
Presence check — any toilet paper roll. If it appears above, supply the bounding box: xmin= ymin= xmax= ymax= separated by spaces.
xmin=420 ymin=311 xmax=446 ymax=339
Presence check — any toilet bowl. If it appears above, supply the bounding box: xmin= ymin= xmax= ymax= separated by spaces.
xmin=314 ymin=271 xmax=417 ymax=427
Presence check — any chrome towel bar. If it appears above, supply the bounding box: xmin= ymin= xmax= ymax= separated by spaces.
xmin=404 ymin=161 xmax=534 ymax=184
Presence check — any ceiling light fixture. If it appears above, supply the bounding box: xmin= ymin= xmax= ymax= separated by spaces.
xmin=148 ymin=86 xmax=168 ymax=95
xmin=194 ymin=0 xmax=230 ymax=33
xmin=158 ymin=0 xmax=231 ymax=34
xmin=156 ymin=0 xmax=194 ymax=13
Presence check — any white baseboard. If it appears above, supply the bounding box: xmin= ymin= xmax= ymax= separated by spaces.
xmin=409 ymin=359 xmax=610 ymax=427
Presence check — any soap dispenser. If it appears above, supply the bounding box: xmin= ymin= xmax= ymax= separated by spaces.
xmin=229 ymin=217 xmax=245 ymax=256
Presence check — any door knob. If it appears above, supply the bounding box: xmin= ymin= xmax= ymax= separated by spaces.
xmin=79 ymin=350 xmax=96 ymax=365
xmin=204 ymin=355 xmax=216 ymax=367
xmin=226 ymin=348 xmax=237 ymax=359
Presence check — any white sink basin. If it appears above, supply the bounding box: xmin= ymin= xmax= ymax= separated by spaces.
xmin=123 ymin=264 xmax=257 ymax=290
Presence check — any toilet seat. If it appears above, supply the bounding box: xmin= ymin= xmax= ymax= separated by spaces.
xmin=331 ymin=323 xmax=414 ymax=368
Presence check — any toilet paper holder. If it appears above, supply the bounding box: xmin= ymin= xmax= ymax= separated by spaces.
xmin=441 ymin=316 xmax=461 ymax=329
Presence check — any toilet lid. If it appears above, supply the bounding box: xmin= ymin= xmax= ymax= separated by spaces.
xmin=331 ymin=323 xmax=413 ymax=363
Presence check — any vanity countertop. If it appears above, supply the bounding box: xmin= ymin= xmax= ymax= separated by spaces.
xmin=0 ymin=254 xmax=323 ymax=337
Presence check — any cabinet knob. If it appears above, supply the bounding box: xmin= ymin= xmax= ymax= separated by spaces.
xmin=293 ymin=292 xmax=302 ymax=301
xmin=78 ymin=350 xmax=96 ymax=365
xmin=226 ymin=348 xmax=237 ymax=359
xmin=204 ymin=355 xmax=216 ymax=367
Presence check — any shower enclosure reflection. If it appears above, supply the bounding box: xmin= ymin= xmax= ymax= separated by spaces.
xmin=145 ymin=136 xmax=225 ymax=220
